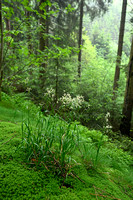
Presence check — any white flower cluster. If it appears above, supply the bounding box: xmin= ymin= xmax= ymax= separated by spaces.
xmin=105 ymin=112 xmax=110 ymax=123
xmin=44 ymin=88 xmax=55 ymax=100
xmin=59 ymin=93 xmax=85 ymax=109
xmin=105 ymin=112 xmax=112 ymax=129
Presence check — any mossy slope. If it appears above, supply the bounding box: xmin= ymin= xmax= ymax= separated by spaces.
xmin=0 ymin=104 xmax=133 ymax=199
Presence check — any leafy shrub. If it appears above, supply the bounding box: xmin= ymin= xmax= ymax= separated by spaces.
xmin=59 ymin=93 xmax=86 ymax=110
xmin=42 ymin=89 xmax=90 ymax=125
xmin=42 ymin=88 xmax=56 ymax=113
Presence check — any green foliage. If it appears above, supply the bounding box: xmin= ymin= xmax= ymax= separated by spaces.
xmin=65 ymin=4 xmax=75 ymax=14
xmin=42 ymin=30 xmax=120 ymax=129
xmin=42 ymin=88 xmax=91 ymax=124
xmin=0 ymin=92 xmax=41 ymax=123
xmin=20 ymin=115 xmax=78 ymax=176
xmin=0 ymin=0 xmax=133 ymax=198
xmin=1 ymin=0 xmax=129 ymax=132
xmin=89 ymin=24 xmax=111 ymax=58
xmin=80 ymin=138 xmax=104 ymax=168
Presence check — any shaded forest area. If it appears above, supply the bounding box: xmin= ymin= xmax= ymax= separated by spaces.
xmin=0 ymin=0 xmax=133 ymax=137
xmin=1 ymin=1 xmax=133 ymax=199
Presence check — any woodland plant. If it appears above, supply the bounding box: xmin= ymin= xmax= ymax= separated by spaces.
xmin=43 ymin=89 xmax=90 ymax=123
xmin=20 ymin=115 xmax=79 ymax=177
xmin=20 ymin=110 xmax=109 ymax=176
xmin=79 ymin=134 xmax=106 ymax=168
xmin=42 ymin=88 xmax=56 ymax=113
xmin=59 ymin=93 xmax=84 ymax=109
xmin=79 ymin=134 xmax=133 ymax=172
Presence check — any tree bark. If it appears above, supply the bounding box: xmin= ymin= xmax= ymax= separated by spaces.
xmin=113 ymin=0 xmax=127 ymax=97
xmin=39 ymin=0 xmax=49 ymax=89
xmin=55 ymin=58 xmax=59 ymax=105
xmin=0 ymin=0 xmax=3 ymax=101
xmin=78 ymin=0 xmax=84 ymax=78
xmin=120 ymin=37 xmax=133 ymax=136
xmin=25 ymin=0 xmax=32 ymax=55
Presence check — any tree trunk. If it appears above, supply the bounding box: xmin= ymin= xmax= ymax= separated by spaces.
xmin=0 ymin=0 xmax=3 ymax=101
xmin=55 ymin=58 xmax=59 ymax=106
xmin=120 ymin=37 xmax=133 ymax=136
xmin=5 ymin=18 xmax=12 ymax=52
xmin=113 ymin=0 xmax=127 ymax=97
xmin=25 ymin=1 xmax=32 ymax=55
xmin=78 ymin=0 xmax=84 ymax=78
xmin=39 ymin=0 xmax=49 ymax=89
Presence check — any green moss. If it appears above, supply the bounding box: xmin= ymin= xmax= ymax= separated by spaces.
xmin=0 ymin=103 xmax=23 ymax=123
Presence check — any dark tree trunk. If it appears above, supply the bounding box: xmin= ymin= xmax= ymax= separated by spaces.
xmin=55 ymin=58 xmax=59 ymax=105
xmin=113 ymin=0 xmax=127 ymax=96
xmin=25 ymin=1 xmax=32 ymax=55
xmin=5 ymin=18 xmax=10 ymax=31
xmin=120 ymin=38 xmax=133 ymax=136
xmin=78 ymin=0 xmax=84 ymax=78
xmin=110 ymin=0 xmax=127 ymax=131
xmin=0 ymin=0 xmax=3 ymax=101
xmin=5 ymin=18 xmax=11 ymax=48
xmin=25 ymin=1 xmax=33 ymax=76
xmin=39 ymin=0 xmax=47 ymax=53
xmin=39 ymin=0 xmax=49 ymax=89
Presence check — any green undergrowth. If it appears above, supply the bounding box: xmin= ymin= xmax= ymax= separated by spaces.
xmin=0 ymin=95 xmax=133 ymax=199
xmin=0 ymin=92 xmax=41 ymax=123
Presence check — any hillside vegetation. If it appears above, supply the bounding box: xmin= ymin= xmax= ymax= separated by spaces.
xmin=0 ymin=93 xmax=133 ymax=200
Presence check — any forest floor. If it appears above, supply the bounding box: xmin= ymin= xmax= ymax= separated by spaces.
xmin=0 ymin=100 xmax=133 ymax=200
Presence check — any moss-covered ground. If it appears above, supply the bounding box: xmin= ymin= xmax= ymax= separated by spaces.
xmin=0 ymin=100 xmax=133 ymax=200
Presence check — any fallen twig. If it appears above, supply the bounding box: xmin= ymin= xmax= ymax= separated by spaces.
xmin=110 ymin=179 xmax=133 ymax=199
xmin=90 ymin=193 xmax=121 ymax=200
xmin=93 ymin=186 xmax=98 ymax=200
xmin=94 ymin=185 xmax=112 ymax=195
xmin=1 ymin=133 xmax=17 ymax=145
xmin=70 ymin=172 xmax=86 ymax=184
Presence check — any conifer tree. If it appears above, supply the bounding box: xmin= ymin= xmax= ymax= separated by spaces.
xmin=113 ymin=0 xmax=127 ymax=98
xmin=39 ymin=0 xmax=49 ymax=89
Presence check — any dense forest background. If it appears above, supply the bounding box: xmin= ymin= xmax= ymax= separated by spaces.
xmin=0 ymin=0 xmax=133 ymax=136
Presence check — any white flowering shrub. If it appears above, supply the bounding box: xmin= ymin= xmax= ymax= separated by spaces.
xmin=42 ymin=88 xmax=56 ymax=113
xmin=59 ymin=93 xmax=88 ymax=110
xmin=58 ymin=93 xmax=90 ymax=124
xmin=42 ymin=88 xmax=90 ymax=125
xmin=44 ymin=88 xmax=55 ymax=101
xmin=104 ymin=112 xmax=112 ymax=133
